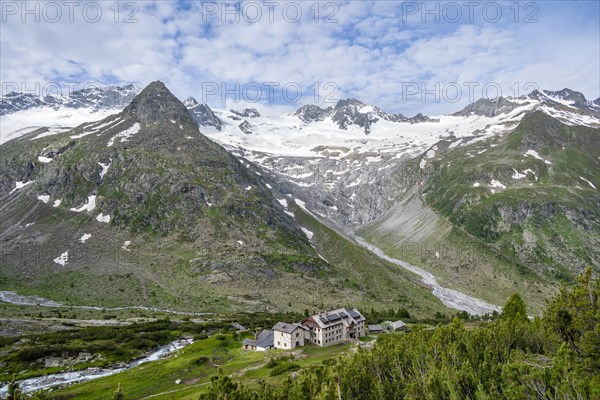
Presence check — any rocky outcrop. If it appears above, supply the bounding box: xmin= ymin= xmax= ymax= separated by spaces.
xmin=185 ymin=97 xmax=222 ymax=131
xmin=231 ymin=108 xmax=261 ymax=118
xmin=238 ymin=120 xmax=253 ymax=134
xmin=294 ymin=104 xmax=332 ymax=123
xmin=453 ymin=97 xmax=520 ymax=117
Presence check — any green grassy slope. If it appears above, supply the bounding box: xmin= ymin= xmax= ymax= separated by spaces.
xmin=359 ymin=111 xmax=599 ymax=313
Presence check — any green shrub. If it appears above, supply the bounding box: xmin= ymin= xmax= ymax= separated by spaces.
xmin=270 ymin=362 xmax=300 ymax=376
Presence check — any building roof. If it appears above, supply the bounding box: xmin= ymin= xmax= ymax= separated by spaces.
xmin=243 ymin=329 xmax=274 ymax=349
xmin=368 ymin=324 xmax=383 ymax=331
xmin=387 ymin=320 xmax=406 ymax=329
xmin=272 ymin=322 xmax=305 ymax=334
xmin=307 ymin=308 xmax=366 ymax=329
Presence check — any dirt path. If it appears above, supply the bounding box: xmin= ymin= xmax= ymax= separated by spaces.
xmin=138 ymin=382 xmax=210 ymax=399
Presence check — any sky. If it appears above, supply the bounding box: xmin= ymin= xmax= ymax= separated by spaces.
xmin=1 ymin=0 xmax=599 ymax=116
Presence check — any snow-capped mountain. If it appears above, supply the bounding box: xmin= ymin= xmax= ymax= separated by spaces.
xmin=0 ymin=85 xmax=139 ymax=144
xmin=0 ymin=84 xmax=138 ymax=116
xmin=1 ymin=81 xmax=598 ymax=314
xmin=454 ymin=89 xmax=600 ymax=123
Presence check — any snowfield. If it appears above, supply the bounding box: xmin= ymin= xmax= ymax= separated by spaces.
xmin=0 ymin=106 xmax=117 ymax=145
xmin=203 ymin=102 xmax=538 ymax=164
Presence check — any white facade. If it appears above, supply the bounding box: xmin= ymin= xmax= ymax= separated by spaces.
xmin=272 ymin=322 xmax=308 ymax=349
xmin=303 ymin=308 xmax=366 ymax=347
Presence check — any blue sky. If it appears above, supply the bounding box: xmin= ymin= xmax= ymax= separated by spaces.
xmin=1 ymin=0 xmax=599 ymax=115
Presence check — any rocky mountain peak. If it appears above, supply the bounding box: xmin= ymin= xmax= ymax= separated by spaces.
xmin=453 ymin=97 xmax=518 ymax=117
xmin=331 ymin=98 xmax=381 ymax=133
xmin=231 ymin=108 xmax=261 ymax=118
xmin=333 ymin=98 xmax=365 ymax=111
xmin=294 ymin=104 xmax=332 ymax=123
xmin=122 ymin=80 xmax=193 ymax=126
xmin=542 ymin=88 xmax=588 ymax=107
xmin=184 ymin=96 xmax=199 ymax=108
xmin=188 ymin=102 xmax=222 ymax=131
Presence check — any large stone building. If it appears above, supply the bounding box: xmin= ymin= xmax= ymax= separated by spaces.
xmin=243 ymin=308 xmax=366 ymax=351
xmin=272 ymin=322 xmax=309 ymax=349
xmin=302 ymin=308 xmax=366 ymax=347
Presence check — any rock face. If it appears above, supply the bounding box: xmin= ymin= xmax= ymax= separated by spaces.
xmin=294 ymin=104 xmax=332 ymax=123
xmin=238 ymin=120 xmax=253 ymax=134
xmin=293 ymin=99 xmax=433 ymax=133
xmin=231 ymin=108 xmax=261 ymax=118
xmin=534 ymin=89 xmax=590 ymax=108
xmin=453 ymin=97 xmax=520 ymax=117
xmin=331 ymin=98 xmax=384 ymax=134
xmin=407 ymin=113 xmax=435 ymax=123
xmin=185 ymin=97 xmax=222 ymax=131
xmin=0 ymin=84 xmax=138 ymax=116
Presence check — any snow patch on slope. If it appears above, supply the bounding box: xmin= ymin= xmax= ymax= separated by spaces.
xmin=524 ymin=150 xmax=552 ymax=165
xmin=10 ymin=180 xmax=34 ymax=194
xmin=96 ymin=213 xmax=111 ymax=223
xmin=107 ymin=123 xmax=141 ymax=146
xmin=580 ymin=176 xmax=597 ymax=189
xmin=70 ymin=195 xmax=96 ymax=212
xmin=79 ymin=233 xmax=92 ymax=243
xmin=301 ymin=227 xmax=314 ymax=240
xmin=53 ymin=251 xmax=69 ymax=266
xmin=37 ymin=156 xmax=53 ymax=163
xmin=98 ymin=160 xmax=111 ymax=180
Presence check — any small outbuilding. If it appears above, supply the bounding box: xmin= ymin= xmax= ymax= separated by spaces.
xmin=385 ymin=320 xmax=407 ymax=332
xmin=368 ymin=324 xmax=384 ymax=334
xmin=242 ymin=329 xmax=274 ymax=351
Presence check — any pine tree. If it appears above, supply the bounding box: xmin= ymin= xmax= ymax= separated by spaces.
xmin=501 ymin=293 xmax=528 ymax=323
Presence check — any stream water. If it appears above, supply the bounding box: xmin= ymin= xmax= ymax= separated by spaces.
xmin=353 ymin=236 xmax=502 ymax=315
xmin=0 ymin=339 xmax=193 ymax=395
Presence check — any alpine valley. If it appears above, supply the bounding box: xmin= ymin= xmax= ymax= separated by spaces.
xmin=1 ymin=82 xmax=599 ymax=318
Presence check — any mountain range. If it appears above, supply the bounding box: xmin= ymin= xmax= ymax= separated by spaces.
xmin=1 ymin=82 xmax=598 ymax=315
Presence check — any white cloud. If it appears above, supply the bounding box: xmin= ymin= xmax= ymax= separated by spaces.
xmin=1 ymin=1 xmax=597 ymax=116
